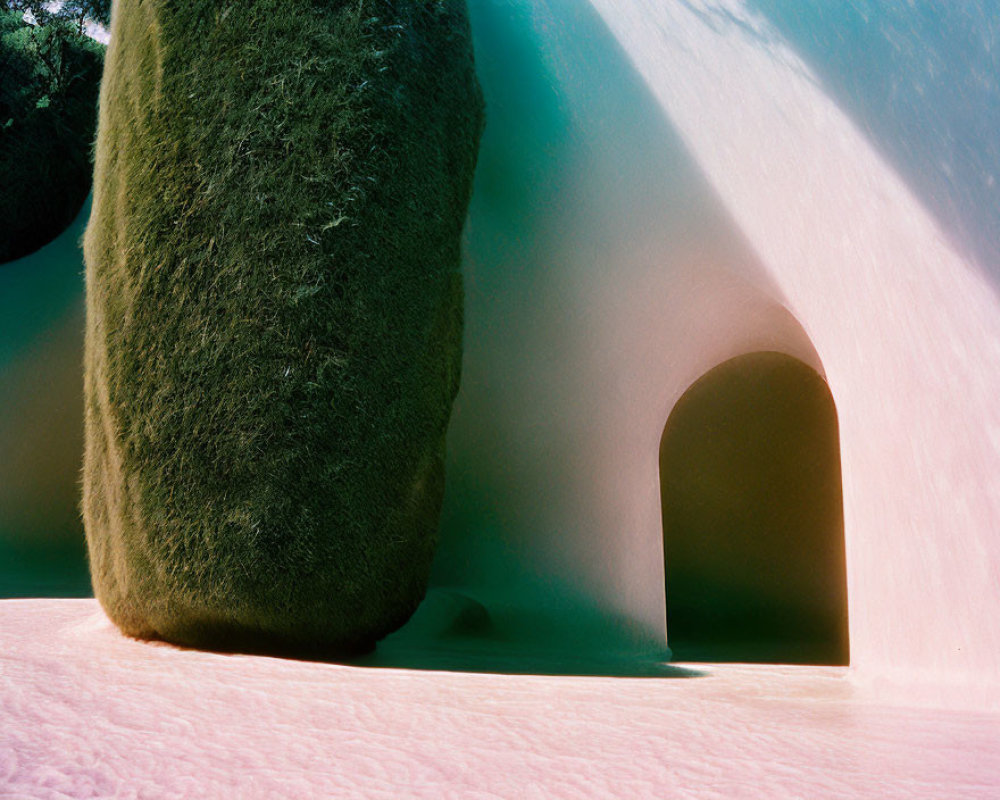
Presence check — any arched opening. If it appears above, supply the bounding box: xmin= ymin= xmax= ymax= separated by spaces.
xmin=660 ymin=351 xmax=849 ymax=665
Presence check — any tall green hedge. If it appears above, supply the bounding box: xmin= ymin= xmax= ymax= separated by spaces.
xmin=0 ymin=10 xmax=103 ymax=264
xmin=83 ymin=0 xmax=484 ymax=656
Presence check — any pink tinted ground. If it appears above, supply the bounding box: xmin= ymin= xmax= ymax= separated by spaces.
xmin=2 ymin=600 xmax=998 ymax=799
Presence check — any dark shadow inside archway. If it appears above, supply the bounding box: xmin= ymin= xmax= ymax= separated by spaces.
xmin=661 ymin=351 xmax=849 ymax=665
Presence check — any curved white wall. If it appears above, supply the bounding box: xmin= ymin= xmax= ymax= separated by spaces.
xmin=589 ymin=0 xmax=1000 ymax=698
xmin=438 ymin=0 xmax=824 ymax=653
xmin=441 ymin=0 xmax=1000 ymax=699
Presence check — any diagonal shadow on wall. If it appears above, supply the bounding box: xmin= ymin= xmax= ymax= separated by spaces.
xmin=747 ymin=0 xmax=1000 ymax=286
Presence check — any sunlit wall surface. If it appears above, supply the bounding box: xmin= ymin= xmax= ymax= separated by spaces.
xmin=433 ymin=0 xmax=825 ymax=656
xmin=579 ymin=0 xmax=1000 ymax=699
xmin=436 ymin=0 xmax=1000 ymax=695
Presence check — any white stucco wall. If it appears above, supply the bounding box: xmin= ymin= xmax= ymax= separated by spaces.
xmin=438 ymin=0 xmax=824 ymax=651
xmin=440 ymin=0 xmax=1000 ymax=699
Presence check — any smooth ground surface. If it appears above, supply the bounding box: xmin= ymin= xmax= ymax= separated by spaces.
xmin=3 ymin=601 xmax=999 ymax=799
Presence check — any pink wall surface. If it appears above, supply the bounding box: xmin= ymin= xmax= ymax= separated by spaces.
xmin=439 ymin=0 xmax=1000 ymax=702
xmin=583 ymin=0 xmax=1000 ymax=695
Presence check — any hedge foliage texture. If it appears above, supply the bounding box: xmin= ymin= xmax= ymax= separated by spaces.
xmin=83 ymin=0 xmax=484 ymax=656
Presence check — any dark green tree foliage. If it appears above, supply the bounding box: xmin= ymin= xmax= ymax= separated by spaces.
xmin=0 ymin=7 xmax=103 ymax=263
xmin=5 ymin=1 xmax=110 ymax=32
xmin=83 ymin=0 xmax=484 ymax=656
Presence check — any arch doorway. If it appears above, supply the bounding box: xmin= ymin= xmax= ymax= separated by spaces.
xmin=660 ymin=351 xmax=849 ymax=665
